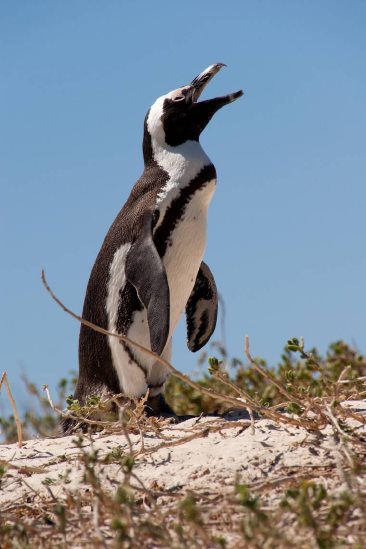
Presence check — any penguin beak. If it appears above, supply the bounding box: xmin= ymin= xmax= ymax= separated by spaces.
xmin=190 ymin=63 xmax=227 ymax=102
xmin=188 ymin=63 xmax=243 ymax=109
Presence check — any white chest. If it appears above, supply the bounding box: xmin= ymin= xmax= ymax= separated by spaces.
xmin=162 ymin=178 xmax=216 ymax=331
xmin=153 ymin=140 xmax=212 ymax=220
xmin=151 ymin=140 xmax=216 ymax=333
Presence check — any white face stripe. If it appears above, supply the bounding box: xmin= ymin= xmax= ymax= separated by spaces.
xmin=146 ymin=86 xmax=189 ymax=147
xmin=146 ymin=96 xmax=166 ymax=145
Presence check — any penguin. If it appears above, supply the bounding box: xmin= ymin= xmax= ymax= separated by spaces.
xmin=72 ymin=63 xmax=243 ymax=419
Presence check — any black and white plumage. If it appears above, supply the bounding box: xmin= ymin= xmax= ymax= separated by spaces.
xmin=73 ymin=64 xmax=243 ymax=415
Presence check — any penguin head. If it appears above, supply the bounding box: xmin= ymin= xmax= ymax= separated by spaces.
xmin=145 ymin=64 xmax=243 ymax=149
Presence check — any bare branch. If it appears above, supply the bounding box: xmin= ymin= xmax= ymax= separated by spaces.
xmin=0 ymin=371 xmax=23 ymax=447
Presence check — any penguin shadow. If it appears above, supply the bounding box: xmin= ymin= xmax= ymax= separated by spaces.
xmin=143 ymin=392 xmax=276 ymax=425
xmin=153 ymin=408 xmax=263 ymax=425
xmin=144 ymin=394 xmax=260 ymax=425
xmin=146 ymin=392 xmax=265 ymax=423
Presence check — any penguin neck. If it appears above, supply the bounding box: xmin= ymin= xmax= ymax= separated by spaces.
xmin=154 ymin=138 xmax=209 ymax=172
xmin=150 ymin=138 xmax=214 ymax=215
xmin=144 ymin=131 xmax=211 ymax=183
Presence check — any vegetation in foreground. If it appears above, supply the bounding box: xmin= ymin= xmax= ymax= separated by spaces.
xmin=0 ymin=338 xmax=366 ymax=548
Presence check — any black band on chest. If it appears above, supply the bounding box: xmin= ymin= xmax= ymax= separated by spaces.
xmin=154 ymin=163 xmax=216 ymax=257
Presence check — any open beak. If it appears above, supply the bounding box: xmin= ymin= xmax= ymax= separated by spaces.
xmin=188 ymin=63 xmax=243 ymax=106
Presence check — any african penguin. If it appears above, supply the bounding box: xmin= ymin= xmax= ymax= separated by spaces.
xmin=72 ymin=63 xmax=243 ymax=419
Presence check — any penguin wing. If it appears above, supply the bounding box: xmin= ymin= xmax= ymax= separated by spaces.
xmin=125 ymin=221 xmax=170 ymax=356
xmin=186 ymin=261 xmax=218 ymax=352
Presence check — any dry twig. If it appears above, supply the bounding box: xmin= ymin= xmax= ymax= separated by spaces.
xmin=0 ymin=371 xmax=23 ymax=447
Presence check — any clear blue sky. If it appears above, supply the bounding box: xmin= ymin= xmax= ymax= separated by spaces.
xmin=1 ymin=1 xmax=365 ymax=412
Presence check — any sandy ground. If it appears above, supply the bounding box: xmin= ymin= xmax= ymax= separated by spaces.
xmin=1 ymin=401 xmax=365 ymax=508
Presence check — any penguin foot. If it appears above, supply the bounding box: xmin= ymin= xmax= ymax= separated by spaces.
xmin=145 ymin=393 xmax=175 ymax=417
xmin=145 ymin=394 xmax=197 ymax=423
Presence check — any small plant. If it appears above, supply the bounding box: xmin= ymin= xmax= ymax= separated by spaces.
xmin=165 ymin=338 xmax=366 ymax=416
xmin=234 ymin=481 xmax=284 ymax=547
xmin=281 ymin=481 xmax=359 ymax=548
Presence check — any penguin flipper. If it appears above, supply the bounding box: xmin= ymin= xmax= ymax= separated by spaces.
xmin=125 ymin=229 xmax=170 ymax=356
xmin=186 ymin=261 xmax=218 ymax=352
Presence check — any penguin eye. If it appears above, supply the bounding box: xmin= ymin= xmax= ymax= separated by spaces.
xmin=173 ymin=95 xmax=185 ymax=102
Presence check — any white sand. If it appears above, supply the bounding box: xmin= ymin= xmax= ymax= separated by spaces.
xmin=1 ymin=401 xmax=365 ymax=508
